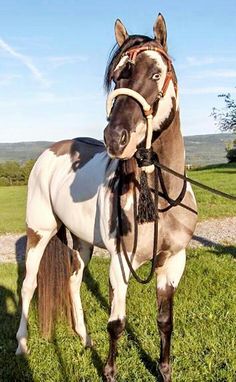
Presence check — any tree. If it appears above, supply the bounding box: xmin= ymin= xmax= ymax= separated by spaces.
xmin=0 ymin=159 xmax=35 ymax=186
xmin=212 ymin=92 xmax=236 ymax=133
xmin=212 ymin=92 xmax=236 ymax=162
xmin=21 ymin=160 xmax=35 ymax=183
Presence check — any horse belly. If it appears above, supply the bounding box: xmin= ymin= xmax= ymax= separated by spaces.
xmin=51 ymin=157 xmax=105 ymax=246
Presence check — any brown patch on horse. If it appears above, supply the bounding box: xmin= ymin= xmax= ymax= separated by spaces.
xmin=70 ymin=138 xmax=105 ymax=171
xmin=26 ymin=226 xmax=41 ymax=250
xmin=50 ymin=138 xmax=105 ymax=171
xmin=50 ymin=140 xmax=73 ymax=156
xmin=57 ymin=226 xmax=81 ymax=274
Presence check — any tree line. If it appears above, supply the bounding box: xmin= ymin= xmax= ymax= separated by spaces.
xmin=0 ymin=160 xmax=35 ymax=186
xmin=212 ymin=91 xmax=236 ymax=162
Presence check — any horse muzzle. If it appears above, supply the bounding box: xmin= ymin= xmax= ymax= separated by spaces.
xmin=104 ymin=125 xmax=136 ymax=159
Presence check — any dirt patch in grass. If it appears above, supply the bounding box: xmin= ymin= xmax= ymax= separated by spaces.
xmin=0 ymin=217 xmax=235 ymax=263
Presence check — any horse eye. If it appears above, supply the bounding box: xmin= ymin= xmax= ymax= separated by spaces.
xmin=152 ymin=73 xmax=161 ymax=81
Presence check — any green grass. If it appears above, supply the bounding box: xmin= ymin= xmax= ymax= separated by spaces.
xmin=0 ymin=186 xmax=27 ymax=234
xmin=0 ymin=163 xmax=235 ymax=234
xmin=188 ymin=162 xmax=236 ymax=220
xmin=0 ymin=248 xmax=235 ymax=381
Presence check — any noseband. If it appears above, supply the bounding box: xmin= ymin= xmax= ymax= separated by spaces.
xmin=106 ymin=44 xmax=177 ymax=173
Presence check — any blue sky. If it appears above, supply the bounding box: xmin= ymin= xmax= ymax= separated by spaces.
xmin=0 ymin=0 xmax=236 ymax=142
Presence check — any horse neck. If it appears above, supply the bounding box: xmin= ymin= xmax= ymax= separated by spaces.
xmin=153 ymin=110 xmax=184 ymax=170
xmin=152 ymin=109 xmax=185 ymax=195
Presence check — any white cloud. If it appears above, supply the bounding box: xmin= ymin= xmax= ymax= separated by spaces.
xmin=186 ymin=56 xmax=218 ymax=66
xmin=0 ymin=37 xmax=49 ymax=87
xmin=178 ymin=56 xmax=236 ymax=69
xmin=0 ymin=91 xmax=104 ymax=108
xmin=185 ymin=69 xmax=236 ymax=80
xmin=47 ymin=55 xmax=88 ymax=68
xmin=0 ymin=74 xmax=21 ymax=85
xmin=180 ymin=86 xmax=236 ymax=95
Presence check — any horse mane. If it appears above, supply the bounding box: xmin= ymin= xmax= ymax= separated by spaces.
xmin=104 ymin=35 xmax=154 ymax=92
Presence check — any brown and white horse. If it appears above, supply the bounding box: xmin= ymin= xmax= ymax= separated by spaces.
xmin=16 ymin=14 xmax=197 ymax=382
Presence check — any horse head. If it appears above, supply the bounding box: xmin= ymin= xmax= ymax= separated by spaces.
xmin=104 ymin=14 xmax=178 ymax=159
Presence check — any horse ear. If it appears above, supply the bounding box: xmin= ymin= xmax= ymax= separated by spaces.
xmin=115 ymin=19 xmax=129 ymax=46
xmin=153 ymin=13 xmax=168 ymax=51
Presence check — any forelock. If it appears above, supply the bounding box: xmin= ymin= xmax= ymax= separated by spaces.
xmin=104 ymin=35 xmax=153 ymax=92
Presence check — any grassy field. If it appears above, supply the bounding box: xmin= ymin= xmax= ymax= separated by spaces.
xmin=0 ymin=186 xmax=27 ymax=234
xmin=0 ymin=163 xmax=235 ymax=234
xmin=188 ymin=162 xmax=236 ymax=220
xmin=0 ymin=247 xmax=235 ymax=382
xmin=0 ymin=163 xmax=235 ymax=381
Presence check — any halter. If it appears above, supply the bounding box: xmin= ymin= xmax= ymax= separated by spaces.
xmin=106 ymin=44 xmax=177 ymax=173
xmin=122 ymin=45 xmax=177 ymax=98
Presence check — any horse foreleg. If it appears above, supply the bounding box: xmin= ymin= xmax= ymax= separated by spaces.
xmin=16 ymin=228 xmax=56 ymax=355
xmin=157 ymin=284 xmax=174 ymax=382
xmin=156 ymin=249 xmax=186 ymax=382
xmin=104 ymin=254 xmax=130 ymax=382
xmin=70 ymin=238 xmax=93 ymax=347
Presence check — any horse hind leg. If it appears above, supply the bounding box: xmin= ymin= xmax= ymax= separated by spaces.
xmin=156 ymin=249 xmax=186 ymax=382
xmin=16 ymin=226 xmax=57 ymax=355
xmin=69 ymin=236 xmax=93 ymax=347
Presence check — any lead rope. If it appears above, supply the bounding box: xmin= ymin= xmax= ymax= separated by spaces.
xmin=136 ymin=147 xmax=236 ymax=202
xmin=118 ymin=166 xmax=159 ymax=284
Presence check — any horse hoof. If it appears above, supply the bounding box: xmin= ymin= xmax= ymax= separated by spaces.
xmin=158 ymin=363 xmax=171 ymax=382
xmin=15 ymin=341 xmax=28 ymax=356
xmin=103 ymin=364 xmax=116 ymax=382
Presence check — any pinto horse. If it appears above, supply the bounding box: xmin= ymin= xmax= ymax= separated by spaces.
xmin=16 ymin=14 xmax=197 ymax=382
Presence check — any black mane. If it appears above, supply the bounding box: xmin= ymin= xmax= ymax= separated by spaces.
xmin=104 ymin=35 xmax=154 ymax=93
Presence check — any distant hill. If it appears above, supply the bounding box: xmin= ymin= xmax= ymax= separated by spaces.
xmin=0 ymin=133 xmax=234 ymax=166
xmin=184 ymin=133 xmax=234 ymax=166
xmin=0 ymin=141 xmax=52 ymax=163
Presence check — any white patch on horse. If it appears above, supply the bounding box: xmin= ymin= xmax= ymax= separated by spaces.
xmin=114 ymin=55 xmax=128 ymax=71
xmin=108 ymin=253 xmax=130 ymax=322
xmin=145 ymin=51 xmax=178 ymax=130
xmin=157 ymin=249 xmax=186 ymax=290
xmin=124 ymin=191 xmax=133 ymax=211
xmin=135 ymin=120 xmax=147 ymax=145
xmin=186 ymin=181 xmax=197 ymax=204
xmin=70 ymin=247 xmax=92 ymax=347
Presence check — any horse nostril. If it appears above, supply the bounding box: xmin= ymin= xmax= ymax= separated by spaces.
xmin=120 ymin=130 xmax=128 ymax=146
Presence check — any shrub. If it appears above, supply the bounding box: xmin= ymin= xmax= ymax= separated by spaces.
xmin=0 ymin=177 xmax=10 ymax=186
xmin=226 ymin=148 xmax=236 ymax=162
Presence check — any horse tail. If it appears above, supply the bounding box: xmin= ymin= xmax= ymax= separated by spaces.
xmin=37 ymin=225 xmax=78 ymax=338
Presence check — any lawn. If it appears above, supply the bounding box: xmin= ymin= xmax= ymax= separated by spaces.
xmin=0 ymin=247 xmax=235 ymax=381
xmin=188 ymin=162 xmax=236 ymax=220
xmin=0 ymin=185 xmax=27 ymax=234
xmin=0 ymin=163 xmax=235 ymax=234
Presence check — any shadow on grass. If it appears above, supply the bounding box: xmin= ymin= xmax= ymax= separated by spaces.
xmin=215 ymin=170 xmax=236 ymax=174
xmin=83 ymin=267 xmax=162 ymax=381
xmin=0 ymin=235 xmax=34 ymax=381
xmin=192 ymin=234 xmax=236 ymax=258
xmin=190 ymin=162 xmax=236 ymax=171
